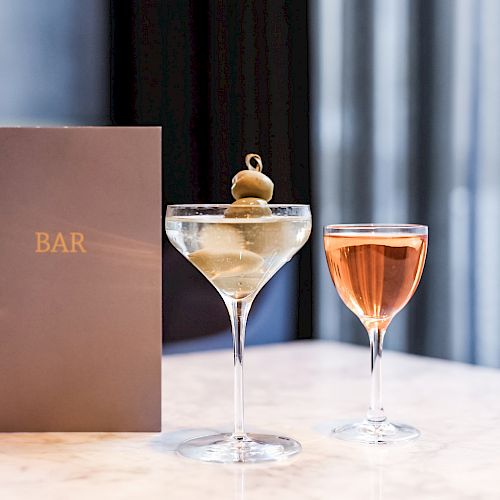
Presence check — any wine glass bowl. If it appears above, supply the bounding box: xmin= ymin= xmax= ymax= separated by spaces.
xmin=166 ymin=204 xmax=311 ymax=462
xmin=324 ymin=224 xmax=428 ymax=444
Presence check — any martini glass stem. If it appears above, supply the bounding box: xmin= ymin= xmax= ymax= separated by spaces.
xmin=367 ymin=327 xmax=387 ymax=423
xmin=225 ymin=297 xmax=252 ymax=440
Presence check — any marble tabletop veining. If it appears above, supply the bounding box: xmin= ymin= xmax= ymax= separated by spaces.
xmin=0 ymin=340 xmax=499 ymax=499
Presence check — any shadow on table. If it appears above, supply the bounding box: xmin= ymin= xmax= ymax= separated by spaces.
xmin=149 ymin=428 xmax=220 ymax=453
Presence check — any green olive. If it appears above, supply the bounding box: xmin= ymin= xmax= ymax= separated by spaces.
xmin=231 ymin=170 xmax=274 ymax=202
xmin=224 ymin=197 xmax=272 ymax=218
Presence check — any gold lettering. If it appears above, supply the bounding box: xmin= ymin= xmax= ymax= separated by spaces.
xmin=35 ymin=232 xmax=51 ymax=253
xmin=70 ymin=232 xmax=87 ymax=253
xmin=50 ymin=232 xmax=69 ymax=253
xmin=35 ymin=232 xmax=87 ymax=253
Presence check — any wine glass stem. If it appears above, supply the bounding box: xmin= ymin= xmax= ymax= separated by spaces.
xmin=225 ymin=297 xmax=252 ymax=440
xmin=367 ymin=327 xmax=387 ymax=423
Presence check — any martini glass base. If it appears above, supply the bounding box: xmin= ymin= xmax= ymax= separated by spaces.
xmin=333 ymin=420 xmax=420 ymax=445
xmin=177 ymin=433 xmax=302 ymax=463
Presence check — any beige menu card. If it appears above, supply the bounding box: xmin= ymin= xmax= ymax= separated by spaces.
xmin=0 ymin=127 xmax=162 ymax=431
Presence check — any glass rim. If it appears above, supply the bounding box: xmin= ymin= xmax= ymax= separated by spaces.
xmin=166 ymin=203 xmax=310 ymax=209
xmin=324 ymin=223 xmax=427 ymax=234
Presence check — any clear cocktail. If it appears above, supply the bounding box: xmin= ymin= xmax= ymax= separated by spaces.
xmin=166 ymin=204 xmax=311 ymax=462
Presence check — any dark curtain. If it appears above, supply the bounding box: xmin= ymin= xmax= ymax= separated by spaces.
xmin=110 ymin=0 xmax=311 ymax=343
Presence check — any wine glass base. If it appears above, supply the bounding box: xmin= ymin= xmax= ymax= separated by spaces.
xmin=177 ymin=433 xmax=302 ymax=463
xmin=333 ymin=420 xmax=420 ymax=445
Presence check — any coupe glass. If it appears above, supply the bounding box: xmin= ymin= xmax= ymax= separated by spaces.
xmin=166 ymin=204 xmax=311 ymax=462
xmin=323 ymin=224 xmax=428 ymax=444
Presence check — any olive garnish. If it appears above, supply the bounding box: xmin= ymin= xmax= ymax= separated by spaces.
xmin=231 ymin=154 xmax=274 ymax=202
xmin=225 ymin=154 xmax=274 ymax=218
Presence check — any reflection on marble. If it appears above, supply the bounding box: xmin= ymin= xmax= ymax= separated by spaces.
xmin=0 ymin=341 xmax=499 ymax=499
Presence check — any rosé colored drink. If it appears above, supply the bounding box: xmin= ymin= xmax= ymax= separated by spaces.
xmin=324 ymin=233 xmax=427 ymax=328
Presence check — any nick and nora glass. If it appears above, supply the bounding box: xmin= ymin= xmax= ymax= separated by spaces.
xmin=166 ymin=204 xmax=311 ymax=462
xmin=324 ymin=224 xmax=428 ymax=444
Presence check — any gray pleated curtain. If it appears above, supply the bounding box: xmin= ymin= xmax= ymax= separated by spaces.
xmin=311 ymin=0 xmax=500 ymax=367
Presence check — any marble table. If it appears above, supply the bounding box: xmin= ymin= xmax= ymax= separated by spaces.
xmin=0 ymin=341 xmax=499 ymax=499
